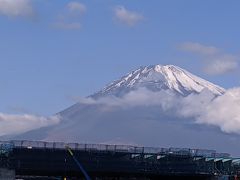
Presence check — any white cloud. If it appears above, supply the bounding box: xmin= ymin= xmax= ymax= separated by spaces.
xmin=67 ymin=1 xmax=86 ymax=14
xmin=204 ymin=55 xmax=238 ymax=75
xmin=77 ymin=87 xmax=240 ymax=135
xmin=178 ymin=42 xmax=220 ymax=55
xmin=0 ymin=113 xmax=60 ymax=136
xmin=75 ymin=88 xmax=177 ymax=109
xmin=178 ymin=42 xmax=239 ymax=75
xmin=179 ymin=88 xmax=240 ymax=134
xmin=114 ymin=5 xmax=144 ymax=26
xmin=53 ymin=1 xmax=86 ymax=30
xmin=0 ymin=0 xmax=34 ymax=18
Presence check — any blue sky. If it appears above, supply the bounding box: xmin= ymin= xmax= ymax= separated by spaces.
xmin=0 ymin=0 xmax=239 ymax=116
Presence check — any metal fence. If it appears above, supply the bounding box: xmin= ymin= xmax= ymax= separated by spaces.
xmin=0 ymin=140 xmax=230 ymax=158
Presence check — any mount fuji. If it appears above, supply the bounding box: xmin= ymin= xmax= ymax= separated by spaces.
xmin=13 ymin=65 xmax=240 ymax=156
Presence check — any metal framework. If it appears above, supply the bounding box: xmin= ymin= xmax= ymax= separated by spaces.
xmin=0 ymin=140 xmax=239 ymax=179
xmin=0 ymin=140 xmax=230 ymax=158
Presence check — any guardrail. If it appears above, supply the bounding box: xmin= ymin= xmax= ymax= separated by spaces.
xmin=0 ymin=140 xmax=230 ymax=158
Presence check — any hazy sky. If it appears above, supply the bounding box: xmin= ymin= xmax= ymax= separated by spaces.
xmin=0 ymin=0 xmax=239 ymax=115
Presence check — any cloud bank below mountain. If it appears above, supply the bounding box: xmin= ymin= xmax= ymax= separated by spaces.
xmin=76 ymin=87 xmax=240 ymax=135
xmin=0 ymin=113 xmax=60 ymax=136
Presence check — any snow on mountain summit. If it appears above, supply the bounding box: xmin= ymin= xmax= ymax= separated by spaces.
xmin=92 ymin=64 xmax=225 ymax=97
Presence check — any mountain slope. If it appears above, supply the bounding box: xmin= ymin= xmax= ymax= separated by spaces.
xmin=92 ymin=65 xmax=225 ymax=98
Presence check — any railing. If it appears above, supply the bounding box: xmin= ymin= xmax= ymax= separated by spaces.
xmin=0 ymin=140 xmax=230 ymax=158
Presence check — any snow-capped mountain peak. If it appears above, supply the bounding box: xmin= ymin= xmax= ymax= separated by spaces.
xmin=92 ymin=64 xmax=225 ymax=97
